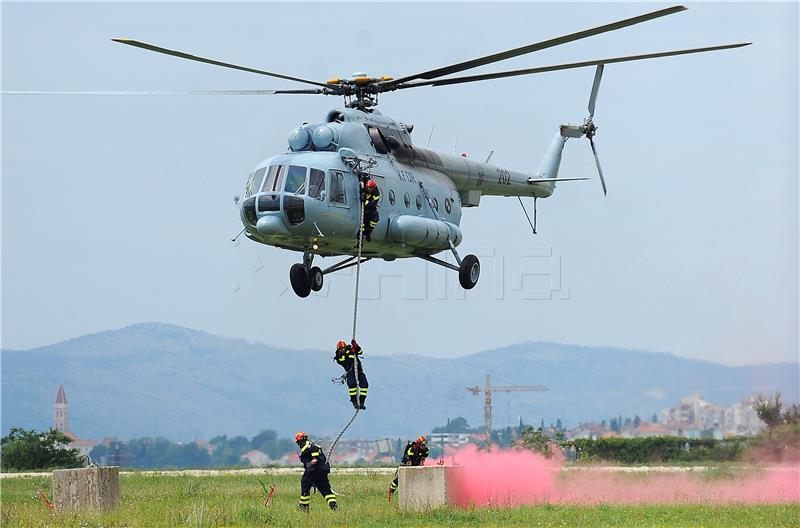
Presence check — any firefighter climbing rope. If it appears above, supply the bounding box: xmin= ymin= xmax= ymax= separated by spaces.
xmin=328 ymin=158 xmax=373 ymax=461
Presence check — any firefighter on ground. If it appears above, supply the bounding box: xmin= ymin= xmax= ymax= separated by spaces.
xmin=359 ymin=179 xmax=380 ymax=242
xmin=388 ymin=435 xmax=429 ymax=500
xmin=334 ymin=339 xmax=368 ymax=410
xmin=295 ymin=432 xmax=337 ymax=512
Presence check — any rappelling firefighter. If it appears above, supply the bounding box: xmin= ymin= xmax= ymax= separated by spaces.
xmin=388 ymin=435 xmax=429 ymax=500
xmin=295 ymin=431 xmax=337 ymax=512
xmin=359 ymin=179 xmax=380 ymax=243
xmin=334 ymin=339 xmax=368 ymax=410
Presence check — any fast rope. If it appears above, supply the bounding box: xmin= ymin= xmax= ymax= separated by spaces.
xmin=328 ymin=165 xmax=370 ymax=461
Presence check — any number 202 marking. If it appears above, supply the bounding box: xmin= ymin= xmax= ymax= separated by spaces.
xmin=496 ymin=168 xmax=511 ymax=185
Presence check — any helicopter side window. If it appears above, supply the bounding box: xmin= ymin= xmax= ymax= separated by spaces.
xmin=403 ymin=193 xmax=411 ymax=208
xmin=261 ymin=165 xmax=284 ymax=193
xmin=415 ymin=195 xmax=422 ymax=210
xmin=284 ymin=165 xmax=307 ymax=194
xmin=388 ymin=189 xmax=395 ymax=205
xmin=432 ymin=197 xmax=439 ymax=212
xmin=308 ymin=168 xmax=326 ymax=200
xmin=329 ymin=171 xmax=347 ymax=205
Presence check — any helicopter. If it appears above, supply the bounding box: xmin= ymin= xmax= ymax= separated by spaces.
xmin=11 ymin=5 xmax=748 ymax=298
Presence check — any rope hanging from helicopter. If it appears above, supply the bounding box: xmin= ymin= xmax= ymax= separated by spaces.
xmin=327 ymin=156 xmax=375 ymax=462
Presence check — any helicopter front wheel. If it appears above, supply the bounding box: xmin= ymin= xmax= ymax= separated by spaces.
xmin=459 ymin=254 xmax=480 ymax=290
xmin=309 ymin=266 xmax=324 ymax=292
xmin=289 ymin=263 xmax=312 ymax=298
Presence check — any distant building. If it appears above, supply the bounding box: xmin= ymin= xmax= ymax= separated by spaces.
xmin=724 ymin=396 xmax=764 ymax=436
xmin=51 ymin=383 xmax=98 ymax=458
xmin=661 ymin=394 xmax=723 ymax=431
xmin=429 ymin=432 xmax=472 ymax=448
xmin=53 ymin=383 xmax=70 ymax=433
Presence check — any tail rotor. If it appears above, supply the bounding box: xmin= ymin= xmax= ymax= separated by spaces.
xmin=560 ymin=64 xmax=608 ymax=195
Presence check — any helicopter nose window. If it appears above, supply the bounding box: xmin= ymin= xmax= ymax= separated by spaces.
xmin=261 ymin=165 xmax=284 ymax=193
xmin=245 ymin=167 xmax=267 ymax=197
xmin=308 ymin=168 xmax=326 ymax=199
xmin=284 ymin=165 xmax=307 ymax=194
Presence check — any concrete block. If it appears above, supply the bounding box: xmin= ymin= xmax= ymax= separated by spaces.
xmin=397 ymin=465 xmax=465 ymax=511
xmin=52 ymin=466 xmax=120 ymax=511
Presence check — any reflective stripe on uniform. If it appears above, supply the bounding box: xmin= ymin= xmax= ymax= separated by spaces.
xmin=301 ymin=442 xmax=311 ymax=452
xmin=324 ymin=494 xmax=337 ymax=503
xmin=311 ymin=451 xmax=320 ymax=456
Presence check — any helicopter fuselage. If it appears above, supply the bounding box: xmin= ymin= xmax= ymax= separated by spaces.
xmin=239 ymin=107 xmax=560 ymax=261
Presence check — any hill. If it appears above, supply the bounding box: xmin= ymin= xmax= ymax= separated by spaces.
xmin=2 ymin=323 xmax=796 ymax=440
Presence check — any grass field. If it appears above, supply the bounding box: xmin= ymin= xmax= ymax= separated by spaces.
xmin=2 ymin=470 xmax=798 ymax=527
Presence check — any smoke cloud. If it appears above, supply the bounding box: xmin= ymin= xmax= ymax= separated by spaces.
xmin=436 ymin=445 xmax=800 ymax=507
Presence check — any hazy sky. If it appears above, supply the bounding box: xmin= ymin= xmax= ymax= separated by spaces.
xmin=2 ymin=2 xmax=798 ymax=366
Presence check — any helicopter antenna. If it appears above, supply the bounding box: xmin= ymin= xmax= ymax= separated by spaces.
xmin=426 ymin=126 xmax=435 ymax=147
xmin=485 ymin=150 xmax=495 ymax=164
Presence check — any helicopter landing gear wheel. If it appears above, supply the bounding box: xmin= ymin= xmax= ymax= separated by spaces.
xmin=309 ymin=266 xmax=324 ymax=292
xmin=289 ymin=263 xmax=312 ymax=298
xmin=459 ymin=254 xmax=480 ymax=290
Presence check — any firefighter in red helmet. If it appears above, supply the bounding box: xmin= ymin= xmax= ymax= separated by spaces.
xmin=388 ymin=435 xmax=429 ymax=500
xmin=359 ymin=178 xmax=380 ymax=243
xmin=294 ymin=432 xmax=337 ymax=512
xmin=334 ymin=339 xmax=368 ymax=410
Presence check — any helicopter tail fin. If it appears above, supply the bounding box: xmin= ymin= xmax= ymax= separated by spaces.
xmin=534 ymin=129 xmax=569 ymax=192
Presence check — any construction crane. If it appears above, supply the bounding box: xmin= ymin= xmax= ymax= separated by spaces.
xmin=466 ymin=374 xmax=548 ymax=441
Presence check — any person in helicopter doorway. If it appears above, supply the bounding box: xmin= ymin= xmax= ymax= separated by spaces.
xmin=295 ymin=431 xmax=337 ymax=512
xmin=388 ymin=435 xmax=429 ymax=501
xmin=359 ymin=179 xmax=380 ymax=243
xmin=334 ymin=339 xmax=368 ymax=410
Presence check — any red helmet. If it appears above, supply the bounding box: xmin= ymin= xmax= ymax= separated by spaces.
xmin=416 ymin=435 xmax=427 ymax=444
xmin=295 ymin=431 xmax=307 ymax=443
xmin=366 ymin=180 xmax=377 ymax=189
xmin=336 ymin=340 xmax=347 ymax=350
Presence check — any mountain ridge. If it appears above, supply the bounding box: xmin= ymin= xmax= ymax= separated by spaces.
xmin=2 ymin=322 xmax=796 ymax=441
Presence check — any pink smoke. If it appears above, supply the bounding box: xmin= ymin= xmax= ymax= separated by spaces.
xmin=436 ymin=445 xmax=800 ymax=507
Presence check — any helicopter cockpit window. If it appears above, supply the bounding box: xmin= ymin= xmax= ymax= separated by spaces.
xmin=308 ymin=168 xmax=326 ymax=199
xmin=284 ymin=165 xmax=307 ymax=194
xmin=261 ymin=165 xmax=284 ymax=193
xmin=329 ymin=171 xmax=347 ymax=205
xmin=247 ymin=167 xmax=267 ymax=196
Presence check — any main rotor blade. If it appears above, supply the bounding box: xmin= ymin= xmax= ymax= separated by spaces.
xmin=588 ymin=64 xmax=604 ymax=118
xmin=394 ymin=43 xmax=751 ymax=90
xmin=385 ymin=5 xmax=687 ymax=86
xmin=112 ymin=39 xmax=331 ymax=89
xmin=589 ymin=137 xmax=607 ymax=196
xmin=2 ymin=89 xmax=325 ymax=95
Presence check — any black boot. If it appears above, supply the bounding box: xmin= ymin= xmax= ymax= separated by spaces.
xmin=359 ymin=396 xmax=367 ymax=410
xmin=329 ymin=502 xmax=338 ymax=511
xmin=299 ymin=504 xmax=309 ymax=513
xmin=350 ymin=396 xmax=359 ymax=409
